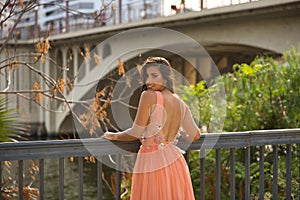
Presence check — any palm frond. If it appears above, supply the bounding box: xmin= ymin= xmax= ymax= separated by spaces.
xmin=0 ymin=97 xmax=29 ymax=142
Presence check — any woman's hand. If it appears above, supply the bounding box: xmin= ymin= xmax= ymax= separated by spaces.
xmin=101 ymin=132 xmax=118 ymax=140
xmin=180 ymin=129 xmax=200 ymax=142
xmin=101 ymin=131 xmax=138 ymax=141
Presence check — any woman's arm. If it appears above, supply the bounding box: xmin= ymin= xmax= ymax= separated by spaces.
xmin=102 ymin=91 xmax=156 ymax=141
xmin=102 ymin=123 xmax=146 ymax=141
xmin=180 ymin=103 xmax=201 ymax=142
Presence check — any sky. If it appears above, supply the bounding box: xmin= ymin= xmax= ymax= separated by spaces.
xmin=162 ymin=0 xmax=255 ymax=16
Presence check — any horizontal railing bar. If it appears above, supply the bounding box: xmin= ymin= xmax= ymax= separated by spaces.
xmin=250 ymin=129 xmax=300 ymax=146
xmin=0 ymin=139 xmax=141 ymax=161
xmin=0 ymin=129 xmax=300 ymax=161
xmin=188 ymin=129 xmax=300 ymax=150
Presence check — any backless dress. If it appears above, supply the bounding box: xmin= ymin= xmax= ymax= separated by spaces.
xmin=130 ymin=91 xmax=195 ymax=200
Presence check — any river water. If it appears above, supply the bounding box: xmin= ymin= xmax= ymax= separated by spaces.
xmin=12 ymin=136 xmax=116 ymax=199
xmin=10 ymin=158 xmax=115 ymax=200
xmin=42 ymin=158 xmax=114 ymax=200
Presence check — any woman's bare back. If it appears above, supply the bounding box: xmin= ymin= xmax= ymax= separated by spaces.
xmin=159 ymin=91 xmax=182 ymax=142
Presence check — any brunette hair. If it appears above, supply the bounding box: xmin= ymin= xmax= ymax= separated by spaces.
xmin=140 ymin=57 xmax=175 ymax=93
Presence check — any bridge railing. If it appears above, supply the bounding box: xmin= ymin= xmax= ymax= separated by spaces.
xmin=0 ymin=128 xmax=299 ymax=200
xmin=9 ymin=0 xmax=263 ymax=40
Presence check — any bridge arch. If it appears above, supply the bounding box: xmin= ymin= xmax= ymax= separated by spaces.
xmin=54 ymin=27 xmax=226 ymax=134
xmin=48 ymin=0 xmax=300 ymax=135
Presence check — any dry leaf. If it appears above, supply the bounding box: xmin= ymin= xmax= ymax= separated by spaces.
xmin=45 ymin=38 xmax=50 ymax=53
xmin=110 ymin=172 xmax=116 ymax=195
xmin=80 ymin=51 xmax=85 ymax=58
xmin=66 ymin=76 xmax=73 ymax=92
xmin=40 ymin=54 xmax=45 ymax=63
xmin=33 ymin=82 xmax=40 ymax=90
xmin=90 ymin=156 xmax=96 ymax=163
xmin=19 ymin=0 xmax=24 ymax=9
xmin=85 ymin=47 xmax=90 ymax=59
xmin=33 ymin=82 xmax=45 ymax=103
xmin=15 ymin=62 xmax=19 ymax=69
xmin=118 ymin=59 xmax=125 ymax=76
xmin=50 ymin=85 xmax=57 ymax=97
xmin=78 ymin=86 xmax=114 ymax=136
xmin=57 ymin=78 xmax=65 ymax=94
xmin=94 ymin=53 xmax=102 ymax=67
xmin=36 ymin=38 xmax=51 ymax=63
xmin=9 ymin=61 xmax=13 ymax=70
xmin=36 ymin=39 xmax=51 ymax=54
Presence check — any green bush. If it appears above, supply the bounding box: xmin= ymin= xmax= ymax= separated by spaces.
xmin=180 ymin=46 xmax=300 ymax=199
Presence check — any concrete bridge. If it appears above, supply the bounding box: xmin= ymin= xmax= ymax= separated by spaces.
xmin=3 ymin=0 xmax=300 ymax=136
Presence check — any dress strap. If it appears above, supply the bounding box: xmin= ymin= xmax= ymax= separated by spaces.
xmin=155 ymin=91 xmax=163 ymax=106
xmin=140 ymin=92 xmax=165 ymax=141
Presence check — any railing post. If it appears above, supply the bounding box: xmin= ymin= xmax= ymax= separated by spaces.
xmin=59 ymin=158 xmax=64 ymax=200
xmin=18 ymin=160 xmax=23 ymax=200
xmin=216 ymin=149 xmax=221 ymax=200
xmin=200 ymin=0 xmax=204 ymax=10
xmin=286 ymin=144 xmax=291 ymax=199
xmin=184 ymin=150 xmax=190 ymax=164
xmin=230 ymin=148 xmax=235 ymax=200
xmin=0 ymin=162 xmax=2 ymax=200
xmin=39 ymin=159 xmax=45 ymax=200
xmin=299 ymin=144 xmax=300 ymax=200
xmin=200 ymin=150 xmax=205 ymax=200
xmin=115 ymin=155 xmax=121 ymax=200
xmin=78 ymin=157 xmax=84 ymax=200
xmin=245 ymin=147 xmax=250 ymax=200
xmin=272 ymin=145 xmax=278 ymax=200
xmin=97 ymin=158 xmax=103 ymax=200
xmin=259 ymin=146 xmax=265 ymax=200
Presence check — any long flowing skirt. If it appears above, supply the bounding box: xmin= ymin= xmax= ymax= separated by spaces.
xmin=130 ymin=144 xmax=195 ymax=200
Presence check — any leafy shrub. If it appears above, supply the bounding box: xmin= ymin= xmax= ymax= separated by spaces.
xmin=180 ymin=46 xmax=300 ymax=199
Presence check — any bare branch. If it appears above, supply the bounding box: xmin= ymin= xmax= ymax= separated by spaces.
xmin=0 ymin=0 xmax=36 ymax=53
xmin=16 ymin=93 xmax=65 ymax=113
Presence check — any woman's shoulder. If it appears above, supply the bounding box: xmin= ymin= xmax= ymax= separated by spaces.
xmin=140 ymin=90 xmax=157 ymax=104
xmin=172 ymin=93 xmax=186 ymax=104
xmin=172 ymin=93 xmax=188 ymax=111
xmin=141 ymin=90 xmax=156 ymax=98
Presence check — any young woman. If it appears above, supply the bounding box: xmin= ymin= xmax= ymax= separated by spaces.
xmin=102 ymin=56 xmax=200 ymax=200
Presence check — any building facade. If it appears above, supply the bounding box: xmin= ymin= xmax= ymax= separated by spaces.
xmin=1 ymin=0 xmax=208 ymax=39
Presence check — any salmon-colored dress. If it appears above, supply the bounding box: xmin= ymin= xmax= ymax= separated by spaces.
xmin=130 ymin=91 xmax=195 ymax=200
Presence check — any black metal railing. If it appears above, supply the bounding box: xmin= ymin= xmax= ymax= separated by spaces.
xmin=0 ymin=129 xmax=299 ymax=200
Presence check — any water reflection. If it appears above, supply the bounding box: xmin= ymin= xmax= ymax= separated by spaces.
xmin=17 ymin=136 xmax=116 ymax=199
xmin=43 ymin=158 xmax=114 ymax=200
